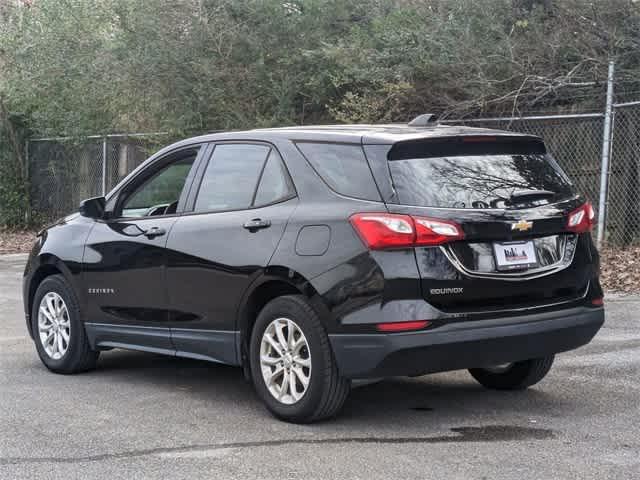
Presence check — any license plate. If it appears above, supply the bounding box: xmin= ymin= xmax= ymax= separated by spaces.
xmin=493 ymin=241 xmax=538 ymax=271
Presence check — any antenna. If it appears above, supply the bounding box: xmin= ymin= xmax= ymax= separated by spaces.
xmin=408 ymin=114 xmax=438 ymax=127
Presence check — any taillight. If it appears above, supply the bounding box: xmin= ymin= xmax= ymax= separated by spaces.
xmin=413 ymin=217 xmax=465 ymax=246
xmin=376 ymin=320 xmax=430 ymax=332
xmin=349 ymin=213 xmax=415 ymax=249
xmin=350 ymin=213 xmax=464 ymax=250
xmin=591 ymin=297 xmax=604 ymax=306
xmin=567 ymin=202 xmax=595 ymax=233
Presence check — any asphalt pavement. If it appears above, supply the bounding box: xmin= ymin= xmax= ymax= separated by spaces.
xmin=0 ymin=253 xmax=638 ymax=479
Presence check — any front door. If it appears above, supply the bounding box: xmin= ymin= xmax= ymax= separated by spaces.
xmin=82 ymin=146 xmax=203 ymax=353
xmin=165 ymin=143 xmax=298 ymax=364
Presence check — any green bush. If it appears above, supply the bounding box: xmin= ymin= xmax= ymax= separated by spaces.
xmin=0 ymin=110 xmax=29 ymax=228
xmin=0 ymin=151 xmax=28 ymax=228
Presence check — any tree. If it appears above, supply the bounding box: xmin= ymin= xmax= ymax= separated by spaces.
xmin=1 ymin=0 xmax=640 ymax=227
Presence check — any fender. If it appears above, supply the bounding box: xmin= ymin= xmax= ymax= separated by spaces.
xmin=24 ymin=214 xmax=96 ymax=338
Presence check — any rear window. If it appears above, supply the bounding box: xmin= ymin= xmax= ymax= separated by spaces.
xmin=388 ymin=153 xmax=574 ymax=209
xmin=295 ymin=142 xmax=381 ymax=201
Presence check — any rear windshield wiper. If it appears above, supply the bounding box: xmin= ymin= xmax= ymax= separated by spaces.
xmin=507 ymin=189 xmax=556 ymax=205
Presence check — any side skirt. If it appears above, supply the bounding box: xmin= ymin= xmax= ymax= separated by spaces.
xmin=171 ymin=328 xmax=240 ymax=366
xmin=84 ymin=323 xmax=240 ymax=366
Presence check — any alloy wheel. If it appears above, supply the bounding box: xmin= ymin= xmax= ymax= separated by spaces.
xmin=38 ymin=292 xmax=71 ymax=360
xmin=260 ymin=317 xmax=312 ymax=405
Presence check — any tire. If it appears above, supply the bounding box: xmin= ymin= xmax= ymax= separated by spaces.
xmin=249 ymin=295 xmax=350 ymax=423
xmin=31 ymin=274 xmax=99 ymax=374
xmin=468 ymin=356 xmax=555 ymax=390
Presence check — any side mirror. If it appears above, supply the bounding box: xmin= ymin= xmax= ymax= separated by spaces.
xmin=79 ymin=196 xmax=106 ymax=219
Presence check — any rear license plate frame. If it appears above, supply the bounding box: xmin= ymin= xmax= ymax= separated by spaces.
xmin=493 ymin=240 xmax=538 ymax=271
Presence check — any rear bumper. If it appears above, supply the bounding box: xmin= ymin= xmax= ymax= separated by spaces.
xmin=329 ymin=306 xmax=604 ymax=379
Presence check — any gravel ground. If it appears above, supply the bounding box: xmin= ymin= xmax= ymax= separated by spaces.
xmin=600 ymin=246 xmax=640 ymax=293
xmin=0 ymin=254 xmax=639 ymax=479
xmin=0 ymin=229 xmax=36 ymax=255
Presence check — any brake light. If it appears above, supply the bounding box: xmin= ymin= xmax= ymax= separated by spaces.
xmin=591 ymin=297 xmax=604 ymax=306
xmin=350 ymin=213 xmax=464 ymax=250
xmin=567 ymin=202 xmax=595 ymax=233
xmin=376 ymin=320 xmax=430 ymax=332
xmin=349 ymin=213 xmax=415 ymax=249
xmin=462 ymin=136 xmax=497 ymax=143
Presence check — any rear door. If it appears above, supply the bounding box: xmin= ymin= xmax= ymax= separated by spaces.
xmin=165 ymin=142 xmax=297 ymax=364
xmin=365 ymin=136 xmax=596 ymax=316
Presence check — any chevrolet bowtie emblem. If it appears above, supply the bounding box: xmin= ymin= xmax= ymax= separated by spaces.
xmin=511 ymin=219 xmax=533 ymax=232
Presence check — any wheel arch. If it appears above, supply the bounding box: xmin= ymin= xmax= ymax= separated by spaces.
xmin=236 ymin=267 xmax=330 ymax=367
xmin=26 ymin=255 xmax=76 ymax=338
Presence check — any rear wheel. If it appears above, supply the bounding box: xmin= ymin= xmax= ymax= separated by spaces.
xmin=32 ymin=275 xmax=99 ymax=374
xmin=249 ymin=295 xmax=350 ymax=423
xmin=468 ymin=356 xmax=554 ymax=390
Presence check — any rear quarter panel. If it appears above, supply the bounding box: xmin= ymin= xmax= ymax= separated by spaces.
xmin=269 ymin=139 xmax=429 ymax=333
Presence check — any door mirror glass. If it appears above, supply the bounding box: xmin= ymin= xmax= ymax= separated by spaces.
xmin=79 ymin=196 xmax=106 ymax=219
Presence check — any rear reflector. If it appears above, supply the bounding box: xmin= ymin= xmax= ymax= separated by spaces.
xmin=350 ymin=213 xmax=464 ymax=250
xmin=376 ymin=321 xmax=430 ymax=332
xmin=591 ymin=297 xmax=604 ymax=306
xmin=567 ymin=202 xmax=595 ymax=233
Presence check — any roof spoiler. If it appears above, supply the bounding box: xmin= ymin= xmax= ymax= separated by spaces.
xmin=389 ymin=135 xmax=546 ymax=160
xmin=408 ymin=113 xmax=438 ymax=127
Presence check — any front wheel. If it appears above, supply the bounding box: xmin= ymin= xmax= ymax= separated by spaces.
xmin=32 ymin=275 xmax=99 ymax=374
xmin=249 ymin=295 xmax=350 ymax=423
xmin=468 ymin=356 xmax=555 ymax=390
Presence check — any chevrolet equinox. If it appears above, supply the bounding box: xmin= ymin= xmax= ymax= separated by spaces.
xmin=23 ymin=119 xmax=605 ymax=423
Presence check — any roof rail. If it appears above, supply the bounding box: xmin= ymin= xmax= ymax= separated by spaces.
xmin=408 ymin=114 xmax=438 ymax=127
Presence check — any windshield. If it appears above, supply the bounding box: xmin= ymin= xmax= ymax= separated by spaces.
xmin=388 ymin=153 xmax=575 ymax=209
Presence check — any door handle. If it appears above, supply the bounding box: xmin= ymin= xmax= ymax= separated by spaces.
xmin=143 ymin=226 xmax=166 ymax=239
xmin=243 ymin=218 xmax=271 ymax=231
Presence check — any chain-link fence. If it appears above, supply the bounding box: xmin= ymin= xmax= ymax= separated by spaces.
xmin=27 ymin=134 xmax=167 ymax=223
xmin=447 ymin=102 xmax=640 ymax=246
xmin=608 ymin=103 xmax=640 ymax=246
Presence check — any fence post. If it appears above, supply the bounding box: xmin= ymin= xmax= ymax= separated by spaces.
xmin=596 ymin=60 xmax=615 ymax=248
xmin=24 ymin=138 xmax=30 ymax=224
xmin=101 ymin=136 xmax=107 ymax=196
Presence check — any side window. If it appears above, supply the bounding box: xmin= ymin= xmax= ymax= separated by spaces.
xmin=194 ymin=144 xmax=270 ymax=213
xmin=295 ymin=142 xmax=381 ymax=200
xmin=120 ymin=151 xmax=197 ymax=218
xmin=253 ymin=149 xmax=295 ymax=207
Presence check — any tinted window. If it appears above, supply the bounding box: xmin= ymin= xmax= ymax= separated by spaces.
xmin=194 ymin=144 xmax=269 ymax=212
xmin=296 ymin=143 xmax=380 ymax=200
xmin=388 ymin=154 xmax=574 ymax=209
xmin=121 ymin=154 xmax=196 ymax=217
xmin=254 ymin=150 xmax=295 ymax=206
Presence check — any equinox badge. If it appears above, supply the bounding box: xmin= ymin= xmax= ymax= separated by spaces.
xmin=430 ymin=288 xmax=464 ymax=295
xmin=511 ymin=219 xmax=533 ymax=232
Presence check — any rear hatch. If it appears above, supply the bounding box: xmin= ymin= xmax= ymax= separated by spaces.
xmin=364 ymin=134 xmax=596 ymax=315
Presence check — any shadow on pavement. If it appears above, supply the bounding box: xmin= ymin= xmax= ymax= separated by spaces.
xmin=93 ymin=348 xmax=568 ymax=427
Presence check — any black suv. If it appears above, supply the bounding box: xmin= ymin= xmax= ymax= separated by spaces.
xmin=23 ymin=121 xmax=604 ymax=423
